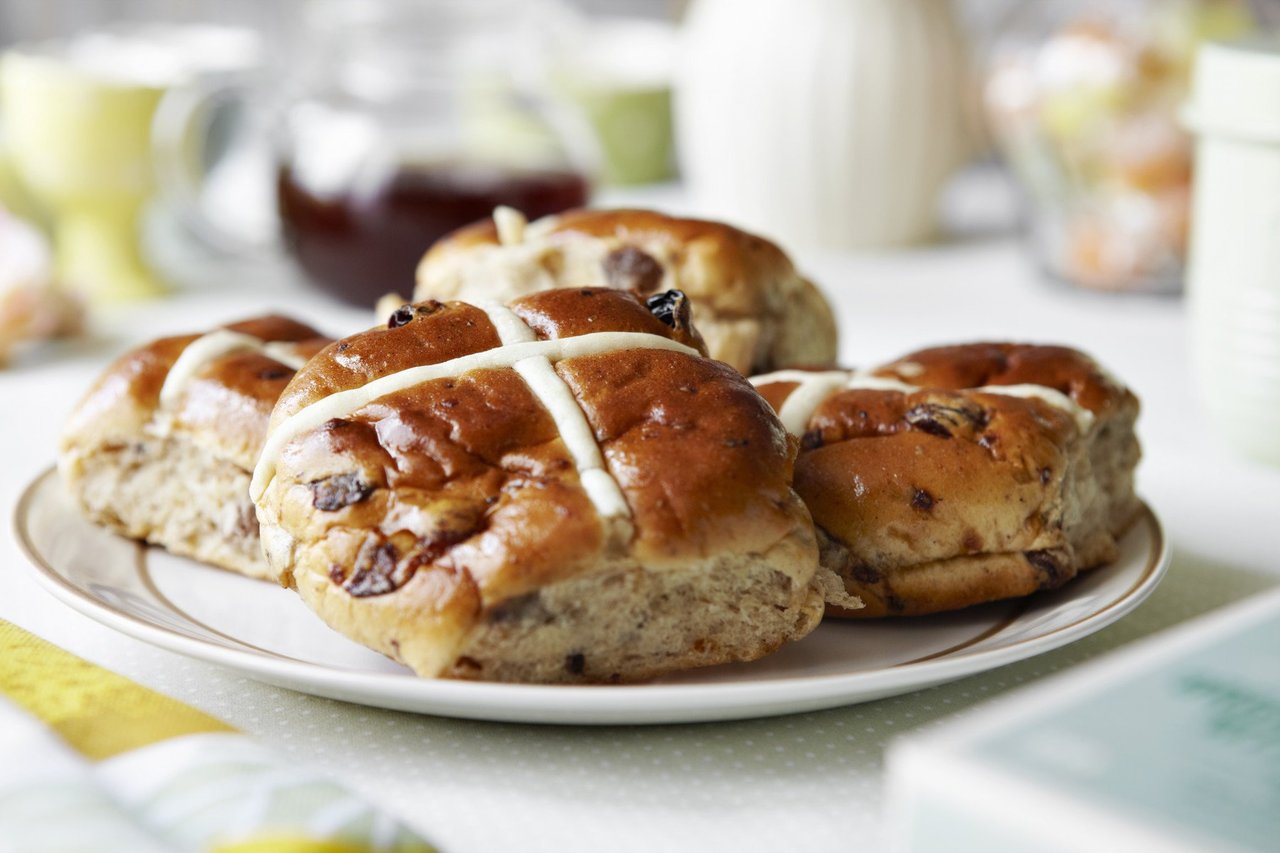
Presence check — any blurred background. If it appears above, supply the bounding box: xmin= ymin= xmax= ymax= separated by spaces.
xmin=0 ymin=0 xmax=1275 ymax=322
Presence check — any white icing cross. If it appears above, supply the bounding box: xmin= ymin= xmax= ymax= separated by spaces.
xmin=481 ymin=301 xmax=631 ymax=521
xmin=249 ymin=314 xmax=701 ymax=517
xmin=749 ymin=368 xmax=1096 ymax=437
xmin=159 ymin=329 xmax=309 ymax=409
xmin=493 ymin=206 xmax=527 ymax=246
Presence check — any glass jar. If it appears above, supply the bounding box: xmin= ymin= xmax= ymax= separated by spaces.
xmin=984 ymin=0 xmax=1257 ymax=293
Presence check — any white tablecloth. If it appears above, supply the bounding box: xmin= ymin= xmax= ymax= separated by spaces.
xmin=2 ymin=226 xmax=1277 ymax=853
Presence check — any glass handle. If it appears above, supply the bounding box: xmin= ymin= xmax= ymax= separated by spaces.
xmin=151 ymin=77 xmax=278 ymax=258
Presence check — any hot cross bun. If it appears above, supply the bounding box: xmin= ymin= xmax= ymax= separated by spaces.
xmin=414 ymin=207 xmax=838 ymax=375
xmin=59 ymin=316 xmax=331 ymax=579
xmin=752 ymin=343 xmax=1141 ymax=617
xmin=252 ymin=288 xmax=827 ymax=683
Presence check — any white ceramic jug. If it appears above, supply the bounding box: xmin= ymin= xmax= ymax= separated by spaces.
xmin=675 ymin=0 xmax=973 ymax=251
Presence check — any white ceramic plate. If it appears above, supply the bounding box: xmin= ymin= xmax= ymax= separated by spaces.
xmin=15 ymin=469 xmax=1169 ymax=725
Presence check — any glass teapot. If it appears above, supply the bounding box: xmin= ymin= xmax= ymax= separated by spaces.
xmin=159 ymin=0 xmax=594 ymax=305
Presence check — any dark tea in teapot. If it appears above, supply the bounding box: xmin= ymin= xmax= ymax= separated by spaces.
xmin=278 ymin=162 xmax=589 ymax=305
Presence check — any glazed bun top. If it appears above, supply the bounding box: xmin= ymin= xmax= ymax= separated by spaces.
xmin=253 ymin=288 xmax=805 ymax=589
xmin=753 ymin=342 xmax=1137 ymax=442
xmin=271 ymin=286 xmax=702 ymax=427
xmin=61 ymin=315 xmax=330 ymax=470
xmin=873 ymin=343 xmax=1137 ymax=419
xmin=415 ymin=207 xmax=838 ymax=375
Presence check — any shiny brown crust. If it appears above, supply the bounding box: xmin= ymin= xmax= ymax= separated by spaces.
xmin=755 ymin=343 xmax=1141 ymax=617
xmin=59 ymin=316 xmax=330 ymax=578
xmin=415 ymin=208 xmax=838 ymax=375
xmin=256 ymin=288 xmax=824 ymax=682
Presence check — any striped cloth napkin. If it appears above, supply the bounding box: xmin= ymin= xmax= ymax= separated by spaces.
xmin=0 ymin=620 xmax=438 ymax=853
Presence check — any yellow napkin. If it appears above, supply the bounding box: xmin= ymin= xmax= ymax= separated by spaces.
xmin=0 ymin=620 xmax=439 ymax=853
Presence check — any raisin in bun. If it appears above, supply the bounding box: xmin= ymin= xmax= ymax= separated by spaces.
xmin=414 ymin=207 xmax=838 ymax=375
xmin=59 ymin=316 xmax=331 ymax=579
xmin=251 ymin=287 xmax=827 ymax=683
xmin=752 ymin=343 xmax=1141 ymax=617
